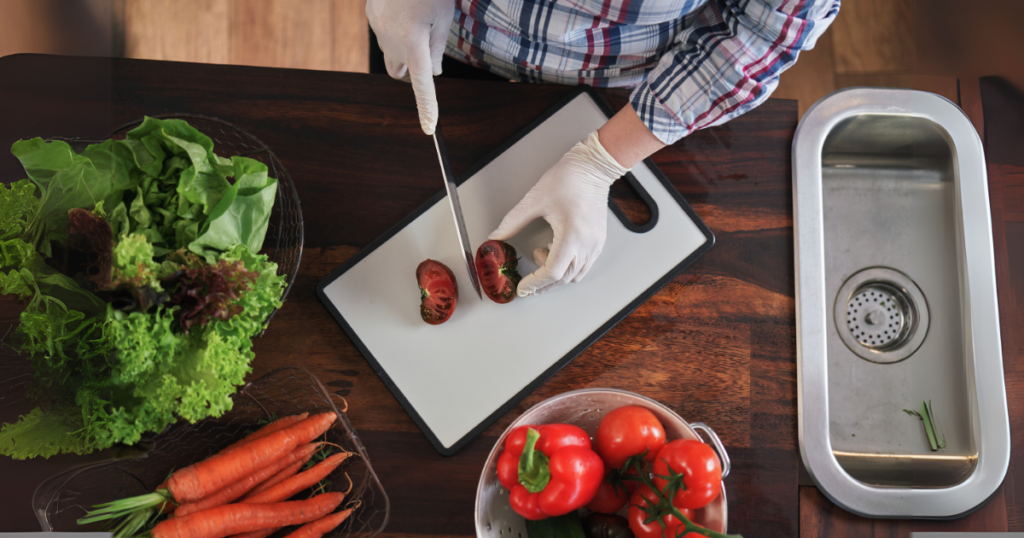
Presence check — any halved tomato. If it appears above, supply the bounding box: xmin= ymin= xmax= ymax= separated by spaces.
xmin=475 ymin=240 xmax=521 ymax=304
xmin=417 ymin=259 xmax=458 ymax=324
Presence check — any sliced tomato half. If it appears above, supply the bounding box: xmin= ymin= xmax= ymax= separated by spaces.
xmin=417 ymin=259 xmax=458 ymax=324
xmin=475 ymin=240 xmax=521 ymax=304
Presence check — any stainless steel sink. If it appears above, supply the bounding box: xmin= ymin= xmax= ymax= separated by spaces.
xmin=794 ymin=88 xmax=1010 ymax=518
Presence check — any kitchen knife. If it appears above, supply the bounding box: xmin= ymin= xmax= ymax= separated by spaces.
xmin=433 ymin=125 xmax=483 ymax=299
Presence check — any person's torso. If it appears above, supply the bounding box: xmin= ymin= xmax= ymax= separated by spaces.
xmin=447 ymin=0 xmax=709 ymax=86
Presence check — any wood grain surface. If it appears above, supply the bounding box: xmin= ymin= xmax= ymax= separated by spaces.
xmin=0 ymin=53 xmax=798 ymax=534
xmin=117 ymin=0 xmax=369 ymax=73
xmin=830 ymin=0 xmax=913 ymax=74
xmin=0 ymin=54 xmax=1018 ymax=537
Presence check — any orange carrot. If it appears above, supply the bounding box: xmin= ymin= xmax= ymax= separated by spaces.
xmin=282 ymin=508 xmax=354 ymax=538
xmin=222 ymin=413 xmax=310 ymax=453
xmin=241 ymin=460 xmax=304 ymax=500
xmin=174 ymin=443 xmax=320 ymax=517
xmin=152 ymin=414 xmax=310 ymax=516
xmin=152 ymin=492 xmax=344 ymax=538
xmin=228 ymin=529 xmax=278 ymax=538
xmin=157 ymin=413 xmax=310 ymax=494
xmin=169 ymin=412 xmax=336 ymax=503
xmin=243 ymin=452 xmax=351 ymax=505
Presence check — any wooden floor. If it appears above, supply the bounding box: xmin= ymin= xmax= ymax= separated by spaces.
xmin=0 ymin=0 xmax=369 ymax=74
xmin=116 ymin=0 xmax=369 ymax=73
xmin=771 ymin=0 xmax=961 ymax=115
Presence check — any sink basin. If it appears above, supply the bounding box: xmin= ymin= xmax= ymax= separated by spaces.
xmin=794 ymin=88 xmax=1010 ymax=518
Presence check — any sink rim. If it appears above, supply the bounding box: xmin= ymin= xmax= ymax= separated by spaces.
xmin=793 ymin=87 xmax=1010 ymax=518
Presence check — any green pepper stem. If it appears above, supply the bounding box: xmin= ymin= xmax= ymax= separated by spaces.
xmin=518 ymin=427 xmax=551 ymax=493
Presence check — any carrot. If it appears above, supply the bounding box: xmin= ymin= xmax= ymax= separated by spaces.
xmin=152 ymin=415 xmax=309 ymax=517
xmin=241 ymin=460 xmax=304 ymax=500
xmin=152 ymin=492 xmax=344 ymax=538
xmin=174 ymin=443 xmax=320 ymax=518
xmin=222 ymin=413 xmax=310 ymax=453
xmin=170 ymin=412 xmax=336 ymax=503
xmin=243 ymin=452 xmax=351 ymax=505
xmin=158 ymin=413 xmax=310 ymax=494
xmin=227 ymin=529 xmax=278 ymax=538
xmin=281 ymin=508 xmax=355 ymax=538
xmin=79 ymin=412 xmax=336 ymax=527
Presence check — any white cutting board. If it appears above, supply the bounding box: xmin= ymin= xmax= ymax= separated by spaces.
xmin=318 ymin=89 xmax=712 ymax=455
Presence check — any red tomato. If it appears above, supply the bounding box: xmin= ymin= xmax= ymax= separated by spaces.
xmin=475 ymin=240 xmax=521 ymax=303
xmin=596 ymin=406 xmax=667 ymax=470
xmin=416 ymin=259 xmax=458 ymax=324
xmin=652 ymin=439 xmax=722 ymax=510
xmin=586 ymin=471 xmax=629 ymax=514
xmin=627 ymin=484 xmax=694 ymax=538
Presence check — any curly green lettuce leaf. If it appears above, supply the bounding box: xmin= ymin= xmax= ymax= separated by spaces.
xmin=112 ymin=233 xmax=161 ymax=288
xmin=0 ymin=180 xmax=40 ymax=240
xmin=97 ymin=304 xmax=252 ymax=444
xmin=0 ymin=267 xmax=34 ymax=299
xmin=213 ymin=244 xmax=287 ymax=338
xmin=0 ymin=407 xmax=92 ymax=459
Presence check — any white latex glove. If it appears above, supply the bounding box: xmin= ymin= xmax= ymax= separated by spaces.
xmin=366 ymin=0 xmax=454 ymax=135
xmin=489 ymin=130 xmax=629 ymax=297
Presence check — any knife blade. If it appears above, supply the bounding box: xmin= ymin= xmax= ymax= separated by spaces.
xmin=433 ymin=125 xmax=483 ymax=300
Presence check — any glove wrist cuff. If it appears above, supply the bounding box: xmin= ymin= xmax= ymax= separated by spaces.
xmin=578 ymin=130 xmax=630 ymax=187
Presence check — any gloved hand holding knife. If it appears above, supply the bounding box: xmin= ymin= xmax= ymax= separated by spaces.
xmin=367 ymin=0 xmax=833 ymax=298
xmin=368 ymin=0 xmax=663 ymax=298
xmin=366 ymin=0 xmax=453 ymax=136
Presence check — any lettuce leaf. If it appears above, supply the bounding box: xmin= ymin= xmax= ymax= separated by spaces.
xmin=0 ymin=407 xmax=92 ymax=459
xmin=0 ymin=119 xmax=285 ymax=459
xmin=0 ymin=180 xmax=40 ymax=240
xmin=11 ymin=138 xmax=135 ymax=256
xmin=189 ymin=157 xmax=277 ymax=263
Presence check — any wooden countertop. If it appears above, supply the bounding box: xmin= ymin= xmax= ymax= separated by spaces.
xmin=0 ymin=54 xmax=1017 ymax=536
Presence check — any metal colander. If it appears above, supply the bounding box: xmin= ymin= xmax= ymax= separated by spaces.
xmin=31 ymin=366 xmax=390 ymax=537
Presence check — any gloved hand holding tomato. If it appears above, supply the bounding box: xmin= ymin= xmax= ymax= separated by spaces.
xmin=497 ymin=424 xmax=604 ymax=520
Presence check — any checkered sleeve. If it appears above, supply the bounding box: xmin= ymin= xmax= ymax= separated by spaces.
xmin=630 ymin=0 xmax=840 ymax=145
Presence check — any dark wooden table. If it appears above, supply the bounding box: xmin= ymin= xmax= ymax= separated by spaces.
xmin=0 ymin=54 xmax=1016 ymax=537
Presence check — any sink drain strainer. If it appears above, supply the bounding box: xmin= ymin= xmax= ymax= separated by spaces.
xmin=834 ymin=267 xmax=929 ymax=364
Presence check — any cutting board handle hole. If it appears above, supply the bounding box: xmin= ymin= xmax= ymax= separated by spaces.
xmin=609 ymin=171 xmax=659 ymax=233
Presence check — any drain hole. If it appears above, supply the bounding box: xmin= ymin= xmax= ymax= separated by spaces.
xmin=834 ymin=268 xmax=930 ymax=364
xmin=843 ymin=282 xmax=914 ymax=351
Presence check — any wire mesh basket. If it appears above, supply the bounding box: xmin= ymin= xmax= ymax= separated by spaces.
xmin=32 ymin=366 xmax=390 ymax=537
xmin=49 ymin=113 xmax=304 ymax=326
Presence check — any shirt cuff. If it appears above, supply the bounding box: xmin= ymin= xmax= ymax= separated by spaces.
xmin=629 ymin=80 xmax=693 ymax=146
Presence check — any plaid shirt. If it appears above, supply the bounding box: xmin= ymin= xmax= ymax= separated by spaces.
xmin=446 ymin=0 xmax=840 ymax=144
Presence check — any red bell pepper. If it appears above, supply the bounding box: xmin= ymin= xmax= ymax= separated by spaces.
xmin=497 ymin=424 xmax=604 ymax=520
